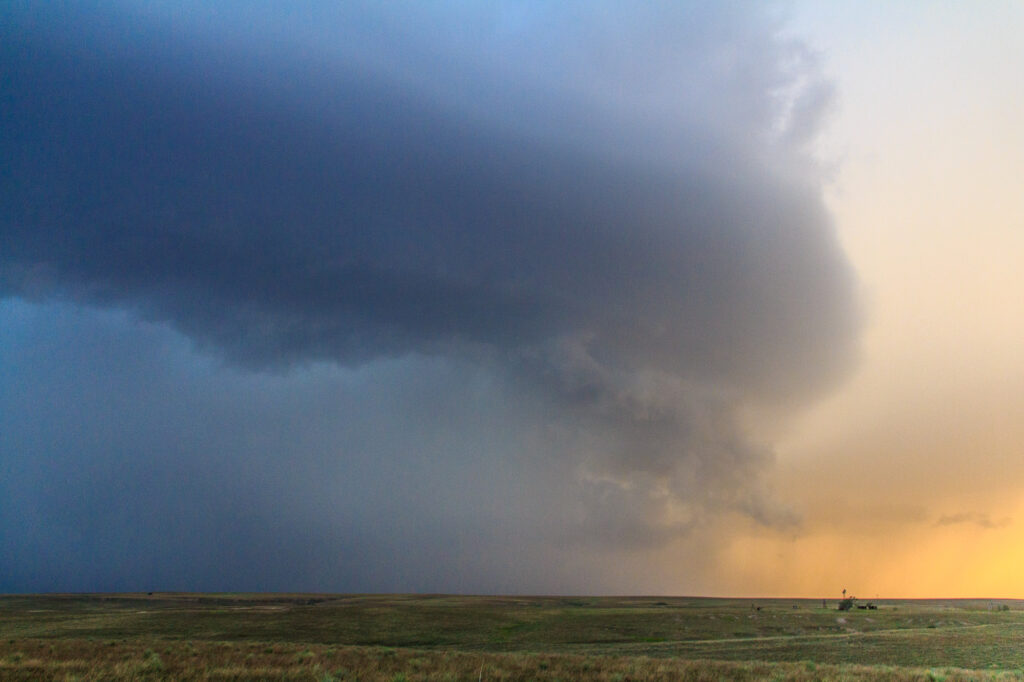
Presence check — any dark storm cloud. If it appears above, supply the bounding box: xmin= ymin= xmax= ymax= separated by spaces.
xmin=2 ymin=1 xmax=853 ymax=385
xmin=1 ymin=1 xmax=859 ymax=586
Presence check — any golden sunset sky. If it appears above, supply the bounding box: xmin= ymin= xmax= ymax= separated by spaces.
xmin=715 ymin=1 xmax=1024 ymax=597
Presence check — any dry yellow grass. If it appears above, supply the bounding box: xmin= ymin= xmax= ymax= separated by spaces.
xmin=3 ymin=595 xmax=1024 ymax=680
xmin=0 ymin=637 xmax=1019 ymax=681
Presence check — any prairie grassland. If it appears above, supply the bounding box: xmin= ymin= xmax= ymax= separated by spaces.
xmin=1 ymin=594 xmax=1023 ymax=680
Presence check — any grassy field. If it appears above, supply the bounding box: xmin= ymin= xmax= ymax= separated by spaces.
xmin=2 ymin=594 xmax=1024 ymax=680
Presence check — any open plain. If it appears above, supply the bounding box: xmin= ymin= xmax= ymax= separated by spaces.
xmin=2 ymin=594 xmax=1024 ymax=680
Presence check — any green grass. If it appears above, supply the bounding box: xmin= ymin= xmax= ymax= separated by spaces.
xmin=1 ymin=594 xmax=1023 ymax=679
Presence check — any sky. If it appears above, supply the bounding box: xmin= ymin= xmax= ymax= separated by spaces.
xmin=1 ymin=1 xmax=1021 ymax=597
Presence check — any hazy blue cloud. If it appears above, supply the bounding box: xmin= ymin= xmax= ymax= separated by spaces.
xmin=1 ymin=1 xmax=858 ymax=592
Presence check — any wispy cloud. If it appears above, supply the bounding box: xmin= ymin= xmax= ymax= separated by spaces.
xmin=935 ymin=512 xmax=1011 ymax=529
